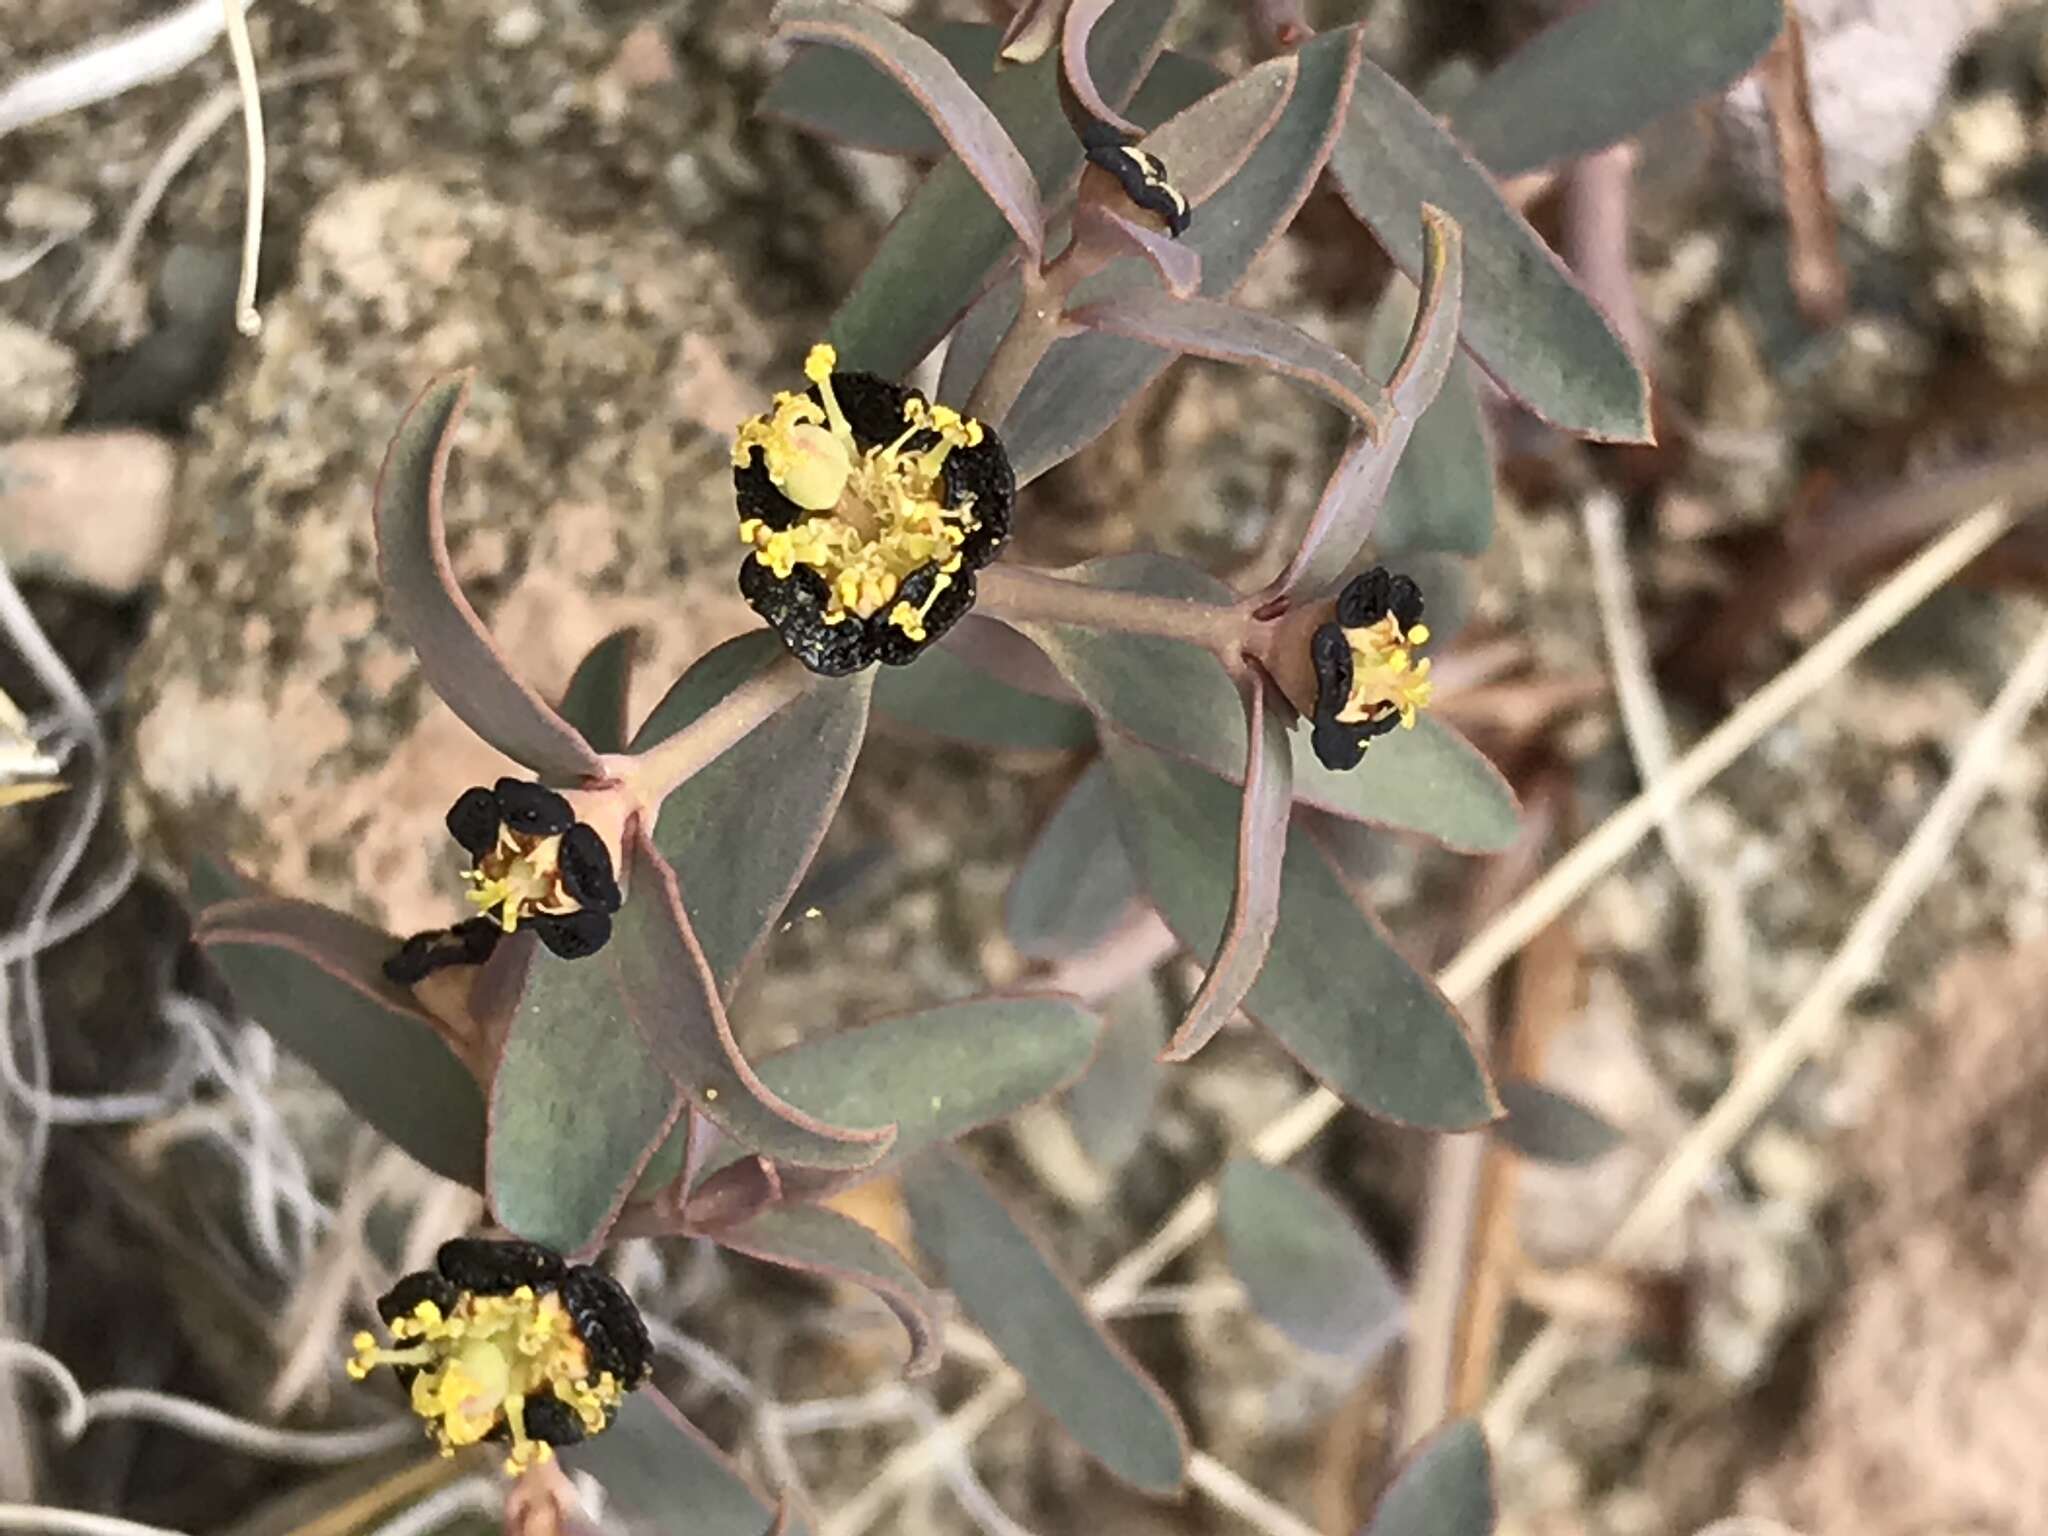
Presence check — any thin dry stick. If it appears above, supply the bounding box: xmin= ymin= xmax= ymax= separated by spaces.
xmin=1188 ymin=1454 xmax=1322 ymax=1536
xmin=1757 ymin=11 xmax=1848 ymax=327
xmin=220 ymin=0 xmax=265 ymax=336
xmin=1486 ymin=602 xmax=2048 ymax=1440
xmin=823 ymin=502 xmax=2017 ymax=1536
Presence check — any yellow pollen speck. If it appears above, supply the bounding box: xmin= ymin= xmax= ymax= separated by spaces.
xmin=346 ymin=1286 xmax=622 ymax=1475
xmin=1335 ymin=614 xmax=1434 ymax=730
xmin=733 ymin=344 xmax=987 ymax=638
xmin=704 ymin=1088 xmax=719 ymax=1101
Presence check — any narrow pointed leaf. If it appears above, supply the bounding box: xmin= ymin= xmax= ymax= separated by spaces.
xmin=827 ymin=0 xmax=1175 ymax=378
xmin=1104 ymin=736 xmax=1496 ymax=1127
xmin=873 ymin=640 xmax=1095 ymax=751
xmin=195 ymin=898 xmax=486 ymax=1185
xmin=608 ymin=827 xmax=895 ymax=1170
xmin=773 ymin=0 xmax=1043 ymax=263
xmin=631 ymin=632 xmax=873 ymax=991
xmin=1005 ymin=31 xmax=1357 ymax=484
xmin=691 ymin=994 xmax=1104 ymax=1188
xmin=1364 ymin=1420 xmax=1495 ymax=1536
xmin=764 ymin=22 xmax=1221 ymax=159
xmin=490 ymin=940 xmax=681 ymax=1254
xmin=1072 ymin=205 xmax=1201 ymax=299
xmin=717 ymin=1204 xmax=941 ymax=1374
xmin=1063 ymin=0 xmax=1140 ymax=136
xmin=1451 ymin=0 xmax=1784 ymax=179
xmin=1162 ymin=678 xmax=1292 ymax=1062
xmin=1270 ymin=207 xmax=1464 ymax=599
xmin=557 ymin=630 xmax=636 ymax=753
xmin=903 ymin=1151 xmax=1187 ymax=1492
xmin=1495 ymin=1078 xmax=1623 ymax=1166
xmin=1062 ymin=984 xmax=1166 ymax=1172
xmin=564 ymin=1391 xmax=794 ymax=1536
xmin=371 ymin=375 xmax=602 ymax=781
xmin=1331 ymin=57 xmax=1650 ymax=442
xmin=1218 ymin=1157 xmax=1404 ymax=1358
xmin=1006 ymin=764 xmax=1140 ymax=961
xmin=1067 ymin=291 xmax=1385 ymax=426
xmin=1009 ymin=554 xmax=1519 ymax=852
xmin=1366 ymin=273 xmax=1496 ymax=557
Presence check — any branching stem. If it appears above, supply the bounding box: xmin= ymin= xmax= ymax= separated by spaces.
xmin=610 ymin=653 xmax=816 ymax=811
xmin=964 ymin=266 xmax=1068 ymax=429
xmin=976 ymin=564 xmax=1252 ymax=658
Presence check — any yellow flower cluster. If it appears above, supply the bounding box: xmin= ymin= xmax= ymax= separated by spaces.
xmin=1334 ymin=613 xmax=1434 ymax=731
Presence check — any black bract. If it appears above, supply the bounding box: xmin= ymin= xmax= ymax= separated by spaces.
xmin=1310 ymin=567 xmax=1426 ymax=771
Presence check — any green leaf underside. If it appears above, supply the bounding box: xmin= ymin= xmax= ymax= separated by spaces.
xmin=1004 ymin=29 xmax=1359 ymax=485
xmin=1005 ymin=764 xmax=1140 ymax=960
xmin=609 ymin=830 xmax=894 ymax=1171
xmin=557 ymin=630 xmax=636 ymax=754
xmin=1495 ymin=1078 xmax=1624 ymax=1166
xmin=197 ymin=901 xmax=486 ymax=1187
xmin=762 ymin=20 xmax=1220 ymax=159
xmin=371 ymin=375 xmax=600 ymax=780
xmin=1011 ymin=554 xmax=1520 ymax=853
xmin=902 ymin=1151 xmax=1187 ymax=1492
xmin=873 ymin=641 xmax=1096 ymax=751
xmin=1331 ymin=57 xmax=1650 ymax=442
xmin=1103 ymin=735 xmax=1496 ymax=1128
xmin=686 ymin=995 xmax=1103 ymax=1189
xmin=491 ymin=941 xmax=680 ymax=1253
xmin=1366 ymin=274 xmax=1496 ymax=557
xmin=565 ymin=1391 xmax=794 ymax=1536
xmin=1364 ymin=1419 xmax=1495 ymax=1536
xmin=1217 ymin=1157 xmax=1405 ymax=1357
xmin=1060 ymin=983 xmax=1166 ymax=1172
xmin=827 ymin=0 xmax=1175 ymax=379
xmin=717 ymin=1204 xmax=939 ymax=1373
xmin=1451 ymin=0 xmax=1785 ymax=179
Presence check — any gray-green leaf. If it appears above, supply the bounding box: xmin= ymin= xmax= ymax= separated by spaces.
xmin=1363 ymin=1419 xmax=1495 ymax=1536
xmin=1218 ymin=1157 xmax=1404 ymax=1358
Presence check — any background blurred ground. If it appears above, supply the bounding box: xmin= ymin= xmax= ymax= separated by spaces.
xmin=6 ymin=1 xmax=2048 ymax=1534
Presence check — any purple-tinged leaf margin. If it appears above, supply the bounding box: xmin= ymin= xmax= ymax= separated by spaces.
xmin=1062 ymin=0 xmax=1140 ymax=136
xmin=717 ymin=1203 xmax=941 ymax=1375
xmin=1363 ymin=1419 xmax=1495 ymax=1536
xmin=1218 ymin=1156 xmax=1405 ymax=1358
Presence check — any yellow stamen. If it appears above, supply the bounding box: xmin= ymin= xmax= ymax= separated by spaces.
xmin=463 ymin=829 xmax=575 ymax=934
xmin=1335 ymin=614 xmax=1434 ymax=730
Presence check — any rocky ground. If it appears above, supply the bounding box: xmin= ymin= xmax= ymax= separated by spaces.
xmin=8 ymin=0 xmax=2048 ymax=1534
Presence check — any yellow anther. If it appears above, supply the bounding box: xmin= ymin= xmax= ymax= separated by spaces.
xmin=1335 ymin=614 xmax=1435 ymax=730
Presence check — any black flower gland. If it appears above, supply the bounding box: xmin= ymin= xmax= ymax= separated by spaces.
xmin=349 ymin=1239 xmax=651 ymax=1474
xmin=382 ymin=916 xmax=504 ymax=986
xmin=446 ymin=779 xmax=623 ymax=961
xmin=731 ymin=344 xmax=1014 ymax=677
xmin=1309 ymin=567 xmax=1436 ymax=772
xmin=1080 ymin=122 xmax=1190 ymax=238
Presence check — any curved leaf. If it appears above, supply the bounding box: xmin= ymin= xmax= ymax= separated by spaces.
xmin=1331 ymin=58 xmax=1650 ymax=442
xmin=1451 ymin=0 xmax=1784 ymax=178
xmin=1269 ymin=207 xmax=1463 ymax=600
xmin=1495 ymin=1078 xmax=1623 ymax=1166
xmin=773 ymin=0 xmax=1043 ymax=263
xmin=1005 ymin=31 xmax=1357 ymax=484
xmin=1062 ymin=0 xmax=1140 ymax=136
xmin=1364 ymin=1420 xmax=1495 ymax=1536
xmin=827 ymin=0 xmax=1175 ymax=378
xmin=717 ymin=1204 xmax=940 ymax=1374
xmin=195 ymin=898 xmax=486 ymax=1186
xmin=490 ymin=940 xmax=681 ymax=1254
xmin=1366 ymin=274 xmax=1496 ymax=557
xmin=695 ymin=994 xmax=1104 ymax=1189
xmin=1068 ymin=291 xmax=1385 ymax=426
xmin=903 ymin=1150 xmax=1187 ymax=1492
xmin=1162 ymin=677 xmax=1292 ymax=1062
xmin=608 ymin=827 xmax=895 ymax=1170
xmin=1103 ymin=736 xmax=1496 ymax=1128
xmin=371 ymin=375 xmax=602 ymax=781
xmin=1061 ymin=984 xmax=1166 ymax=1172
xmin=1006 ymin=764 xmax=1141 ymax=961
xmin=1218 ymin=1157 xmax=1404 ymax=1358
xmin=557 ymin=630 xmax=636 ymax=754
xmin=632 ymin=632 xmax=873 ymax=993
xmin=1009 ymin=554 xmax=1519 ymax=852
xmin=565 ymin=1391 xmax=793 ymax=1536
xmin=873 ymin=639 xmax=1095 ymax=751
xmin=1072 ymin=205 xmax=1201 ymax=299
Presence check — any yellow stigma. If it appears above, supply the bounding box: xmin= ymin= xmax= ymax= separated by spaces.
xmin=347 ymin=1287 xmax=624 ymax=1475
xmin=1335 ymin=614 xmax=1434 ymax=730
xmin=733 ymin=345 xmax=987 ymax=637
xmin=463 ymin=827 xmax=578 ymax=934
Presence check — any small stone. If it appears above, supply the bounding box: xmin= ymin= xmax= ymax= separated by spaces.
xmin=491 ymin=7 xmax=544 ymax=49
xmin=0 ymin=318 xmax=79 ymax=438
xmin=0 ymin=433 xmax=175 ymax=594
